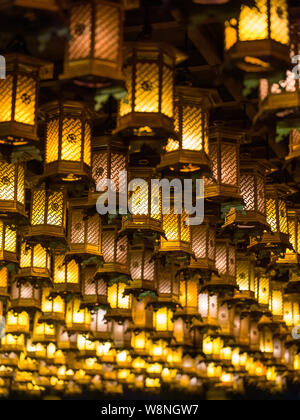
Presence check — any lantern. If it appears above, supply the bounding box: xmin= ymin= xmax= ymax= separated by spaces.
xmin=129 ymin=243 xmax=156 ymax=291
xmin=56 ymin=326 xmax=78 ymax=352
xmin=53 ymin=254 xmax=80 ymax=295
xmin=0 ymin=53 xmax=52 ymax=145
xmin=0 ymin=161 xmax=25 ymax=217
xmin=254 ymin=269 xmax=270 ymax=310
xmin=26 ymin=185 xmax=67 ymax=247
xmin=5 ymin=310 xmax=30 ymax=336
xmin=107 ymin=282 xmax=131 ymax=319
xmin=65 ymin=298 xmax=91 ymax=334
xmin=77 ymin=335 xmax=97 ymax=358
xmin=40 ymin=287 xmax=65 ymax=324
xmin=259 ymin=317 xmax=274 ymax=357
xmin=81 ymin=266 xmax=108 ymax=310
xmin=1 ymin=333 xmax=25 ymax=353
xmin=131 ymin=297 xmax=153 ymax=331
xmin=60 ymin=0 xmax=124 ymax=83
xmin=278 ymin=209 xmax=300 ymax=265
xmin=283 ymin=294 xmax=300 ymax=329
xmin=0 ymin=221 xmax=17 ymax=264
xmin=10 ymin=280 xmax=41 ymax=311
xmin=96 ymin=223 xmax=130 ymax=281
xmin=121 ymin=166 xmax=163 ymax=236
xmin=153 ymin=307 xmax=174 ymax=334
xmin=111 ymin=319 xmax=131 ymax=348
xmin=236 ymin=252 xmax=256 ymax=293
xmin=16 ymin=243 xmax=51 ymax=284
xmin=225 ymin=0 xmax=290 ymax=72
xmin=223 ymin=158 xmax=269 ymax=230
xmin=198 ymin=292 xmax=219 ymax=329
xmin=209 ymin=239 xmax=236 ymax=290
xmin=269 ymin=281 xmax=284 ymax=321
xmin=68 ymin=205 xmax=102 ymax=260
xmin=189 ymin=217 xmax=216 ymax=273
xmin=116 ymin=42 xmax=185 ymax=138
xmin=156 ymin=259 xmax=180 ymax=305
xmin=0 ymin=267 xmax=8 ymax=298
xmin=159 ymin=86 xmax=217 ymax=174
xmin=177 ymin=275 xmax=199 ymax=317
xmin=90 ymin=308 xmax=111 ymax=342
xmin=42 ymin=101 xmax=93 ymax=183
xmin=205 ymin=123 xmax=242 ymax=201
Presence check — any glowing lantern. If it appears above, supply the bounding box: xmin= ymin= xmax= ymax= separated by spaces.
xmin=81 ymin=266 xmax=108 ymax=310
xmin=42 ymin=101 xmax=93 ymax=183
xmin=1 ymin=333 xmax=25 ymax=353
xmin=107 ymin=282 xmax=132 ymax=325
xmin=0 ymin=221 xmax=17 ymax=264
xmin=131 ymin=297 xmax=153 ymax=330
xmin=210 ymin=239 xmax=236 ymax=289
xmin=90 ymin=309 xmax=111 ymax=342
xmin=255 ymin=269 xmax=270 ymax=309
xmin=16 ymin=243 xmax=51 ymax=284
xmin=60 ymin=0 xmax=124 ymax=83
xmin=57 ymin=326 xmax=78 ymax=352
xmin=0 ymin=267 xmax=8 ymax=298
xmin=205 ymin=123 xmax=242 ymax=201
xmin=269 ymin=281 xmax=284 ymax=321
xmin=278 ymin=209 xmax=300 ymax=265
xmin=111 ymin=320 xmax=131 ymax=348
xmin=40 ymin=287 xmax=65 ymax=324
xmin=156 ymin=259 xmax=180 ymax=305
xmin=129 ymin=243 xmax=156 ymax=291
xmin=0 ymin=53 xmax=52 ymax=145
xmin=5 ymin=310 xmax=30 ymax=336
xmin=236 ymin=252 xmax=256 ymax=293
xmin=225 ymin=0 xmax=290 ymax=72
xmin=189 ymin=217 xmax=216 ymax=273
xmin=202 ymin=335 xmax=223 ymax=359
xmin=10 ymin=280 xmax=41 ymax=311
xmin=176 ymin=275 xmax=199 ymax=321
xmin=159 ymin=86 xmax=217 ymax=174
xmin=198 ymin=292 xmax=219 ymax=328
xmin=77 ymin=335 xmax=97 ymax=358
xmin=259 ymin=317 xmax=274 ymax=356
xmin=0 ymin=161 xmax=25 ymax=217
xmin=131 ymin=331 xmax=150 ymax=354
xmin=153 ymin=307 xmax=174 ymax=334
xmin=26 ymin=185 xmax=67 ymax=247
xmin=116 ymin=41 xmax=185 ymax=137
xmin=53 ymin=254 xmax=80 ymax=295
xmin=283 ymin=294 xmax=300 ymax=328
xmin=65 ymin=298 xmax=91 ymax=334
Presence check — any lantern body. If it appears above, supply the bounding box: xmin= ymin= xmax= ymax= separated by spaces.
xmin=0 ymin=267 xmax=8 ymax=298
xmin=53 ymin=254 xmax=80 ymax=295
xmin=112 ymin=320 xmax=131 ymax=348
xmin=278 ymin=210 xmax=300 ymax=265
xmin=16 ymin=243 xmax=51 ymax=282
xmin=156 ymin=260 xmax=180 ymax=304
xmin=43 ymin=101 xmax=92 ymax=183
xmin=116 ymin=42 xmax=185 ymax=137
xmin=205 ymin=125 xmax=242 ymax=201
xmin=131 ymin=297 xmax=153 ymax=331
xmin=283 ymin=295 xmax=300 ymax=328
xmin=10 ymin=280 xmax=41 ymax=311
xmin=81 ymin=266 xmax=108 ymax=309
xmin=32 ymin=313 xmax=57 ymax=344
xmin=255 ymin=269 xmax=270 ymax=309
xmin=225 ymin=0 xmax=290 ymax=72
xmin=159 ymin=86 xmax=216 ymax=174
xmin=60 ymin=0 xmax=124 ymax=83
xmin=5 ymin=310 xmax=30 ymax=336
xmin=0 ymin=221 xmax=17 ymax=264
xmin=178 ymin=276 xmax=199 ymax=316
xmin=189 ymin=217 xmax=216 ymax=272
xmin=65 ymin=298 xmax=91 ymax=334
xmin=107 ymin=282 xmax=131 ymax=320
xmin=90 ymin=308 xmax=111 ymax=341
xmin=0 ymin=53 xmax=52 ymax=145
xmin=129 ymin=243 xmax=156 ymax=291
xmin=287 ymin=129 xmax=300 ymax=160
xmin=212 ymin=239 xmax=236 ymax=287
xmin=198 ymin=292 xmax=219 ymax=328
xmin=0 ymin=161 xmax=25 ymax=217
xmin=269 ymin=281 xmax=284 ymax=321
xmin=68 ymin=206 xmax=102 ymax=259
xmin=153 ymin=307 xmax=174 ymax=333
xmin=1 ymin=333 xmax=25 ymax=353
xmin=56 ymin=326 xmax=78 ymax=351
xmin=40 ymin=287 xmax=65 ymax=324
xmin=160 ymin=205 xmax=191 ymax=255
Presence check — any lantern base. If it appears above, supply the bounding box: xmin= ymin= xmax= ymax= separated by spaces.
xmin=257 ymin=91 xmax=300 ymax=123
xmin=223 ymin=209 xmax=269 ymax=231
xmin=0 ymin=122 xmax=39 ymax=146
xmin=95 ymin=263 xmax=130 ymax=280
xmin=10 ymin=298 xmax=40 ymax=312
xmin=249 ymin=232 xmax=290 ymax=250
xmin=204 ymin=184 xmax=242 ymax=202
xmin=121 ymin=216 xmax=164 ymax=237
xmin=24 ymin=226 xmax=68 ymax=253
xmin=52 ymin=283 xmax=81 ymax=296
xmin=15 ymin=268 xmax=51 ymax=285
xmin=0 ymin=250 xmax=18 ymax=265
xmin=42 ymin=161 xmax=93 ymax=187
xmin=276 ymin=253 xmax=300 ymax=266
xmin=38 ymin=312 xmax=65 ymax=325
xmin=67 ymin=246 xmax=103 ymax=261
xmin=157 ymin=150 xmax=211 ymax=177
xmin=0 ymin=201 xmax=27 ymax=220
xmin=115 ymin=112 xmax=175 ymax=139
xmin=159 ymin=241 xmax=193 ymax=256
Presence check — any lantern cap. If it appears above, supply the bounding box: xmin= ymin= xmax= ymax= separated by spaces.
xmin=209 ymin=122 xmax=247 ymax=142
xmin=123 ymin=41 xmax=187 ymax=65
xmin=40 ymin=100 xmax=95 ymax=120
xmin=265 ymin=184 xmax=297 ymax=198
xmin=175 ymin=85 xmax=221 ymax=108
xmin=240 ymin=156 xmax=278 ymax=175
xmin=92 ymin=135 xmax=127 ymax=153
xmin=4 ymin=52 xmax=54 ymax=80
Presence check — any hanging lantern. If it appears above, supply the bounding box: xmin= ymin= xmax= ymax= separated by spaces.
xmin=236 ymin=252 xmax=256 ymax=293
xmin=269 ymin=281 xmax=284 ymax=321
xmin=5 ymin=310 xmax=30 ymax=336
xmin=0 ymin=221 xmax=17 ymax=265
xmin=225 ymin=0 xmax=290 ymax=72
xmin=116 ymin=41 xmax=186 ymax=138
xmin=111 ymin=319 xmax=131 ymax=349
xmin=278 ymin=209 xmax=300 ymax=265
xmin=198 ymin=292 xmax=219 ymax=329
xmin=10 ymin=279 xmax=41 ymax=312
xmin=205 ymin=123 xmax=242 ymax=201
xmin=208 ymin=239 xmax=236 ymax=291
xmin=90 ymin=308 xmax=111 ymax=342
xmin=60 ymin=0 xmax=124 ymax=84
xmin=65 ymin=298 xmax=91 ymax=334
xmin=56 ymin=326 xmax=78 ymax=352
xmin=176 ymin=274 xmax=199 ymax=321
xmin=68 ymin=205 xmax=102 ymax=260
xmin=259 ymin=317 xmax=274 ymax=357
xmin=0 ymin=161 xmax=25 ymax=218
xmin=156 ymin=259 xmax=180 ymax=306
xmin=1 ymin=332 xmax=25 ymax=353
xmin=95 ymin=222 xmax=130 ymax=281
xmin=42 ymin=101 xmax=93 ymax=184
xmin=16 ymin=243 xmax=51 ymax=285
xmin=40 ymin=287 xmax=65 ymax=325
xmin=189 ymin=217 xmax=216 ymax=273
xmin=129 ymin=243 xmax=156 ymax=291
xmin=26 ymin=185 xmax=67 ymax=249
xmin=53 ymin=254 xmax=80 ymax=295
xmin=131 ymin=297 xmax=153 ymax=331
xmin=254 ymin=269 xmax=270 ymax=311
xmin=121 ymin=166 xmax=163 ymax=236
xmin=223 ymin=158 xmax=269 ymax=231
xmin=81 ymin=266 xmax=108 ymax=310
xmin=283 ymin=294 xmax=300 ymax=329
xmin=153 ymin=307 xmax=174 ymax=335
xmin=158 ymin=86 xmax=217 ymax=175
xmin=0 ymin=53 xmax=52 ymax=146
xmin=107 ymin=282 xmax=131 ymax=320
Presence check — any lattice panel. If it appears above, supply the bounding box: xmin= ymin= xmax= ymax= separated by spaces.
xmin=182 ymin=105 xmax=203 ymax=151
xmin=17 ymin=165 xmax=25 ymax=205
xmin=221 ymin=144 xmax=237 ymax=185
xmin=61 ymin=118 xmax=82 ymax=162
xmin=20 ymin=244 xmax=31 ymax=268
xmin=257 ymin=175 xmax=265 ymax=214
xmin=166 ymin=138 xmax=179 ymax=153
xmin=111 ymin=153 xmax=126 ymax=192
xmin=68 ymin=3 xmax=92 ymax=60
xmin=102 ymin=231 xmax=115 ymax=262
xmin=291 ymin=129 xmax=300 ymax=152
xmin=67 ymin=260 xmax=79 ymax=284
xmin=91 ymin=309 xmax=107 ymax=332
xmin=97 ymin=278 xmax=107 ymax=297
xmin=198 ymin=293 xmax=209 ymax=318
xmin=143 ymin=252 xmax=154 ymax=281
xmin=181 ymin=212 xmax=190 ymax=242
xmin=93 ymin=152 xmax=108 ymax=187
xmin=192 ymin=226 xmax=207 ymax=259
xmin=0 ymin=267 xmax=7 ymax=288
xmin=87 ymin=214 xmax=100 ymax=246
xmin=0 ymin=75 xmax=13 ymax=122
xmin=135 ymin=63 xmax=159 ymax=113
xmin=83 ymin=269 xmax=96 ymax=296
xmin=266 ymin=198 xmax=277 ymax=232
xmin=54 ymin=255 xmax=65 ymax=284
xmin=228 ymin=246 xmax=236 ymax=277
xmin=272 ymin=290 xmax=283 ymax=316
xmin=241 ymin=174 xmax=255 ymax=211
xmin=270 ymin=0 xmax=289 ymax=45
xmin=118 ymin=283 xmax=129 ymax=309
xmin=95 ymin=3 xmax=120 ymax=62
xmin=32 ymin=245 xmax=47 ymax=268
xmin=120 ymin=65 xmax=132 ymax=117
xmin=46 ymin=119 xmax=59 ymax=164
xmin=20 ymin=284 xmax=35 ymax=300
xmin=208 ymin=229 xmax=215 ymax=261
xmin=257 ymin=275 xmax=269 ymax=305
xmin=117 ymin=236 xmax=128 ymax=265
xmin=187 ymin=281 xmax=198 ymax=308
xmin=163 ymin=210 xmax=178 ymax=241
xmin=207 ymin=143 xmax=218 ymax=184
xmin=32 ymin=190 xmax=46 ymax=225
xmin=0 ymin=162 xmax=15 ymax=201
xmin=83 ymin=123 xmax=91 ymax=167
xmin=237 ymin=260 xmax=249 ymax=291
xmin=288 ymin=218 xmax=296 ymax=254
xmin=130 ymin=253 xmax=142 ymax=280
xmin=158 ymin=268 xmax=171 ymax=294
xmin=108 ymin=284 xmax=117 ymax=308
xmin=4 ymin=226 xmax=16 ymax=253
xmin=47 ymin=191 xmax=64 ymax=227
xmin=15 ymin=75 xmax=35 ymax=125
xmin=71 ymin=211 xmax=84 ymax=244
xmin=161 ymin=66 xmax=173 ymax=118
xmin=151 ymin=181 xmax=161 ymax=220
xmin=239 ymin=0 xmax=268 ymax=41
xmin=0 ymin=222 xmax=3 ymax=251
xmin=279 ymin=200 xmax=288 ymax=234
xmin=129 ymin=181 xmax=148 ymax=215
xmin=215 ymin=244 xmax=227 ymax=275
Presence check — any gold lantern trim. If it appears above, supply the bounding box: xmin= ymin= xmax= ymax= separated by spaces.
xmin=42 ymin=100 xmax=93 ymax=184
xmin=16 ymin=243 xmax=51 ymax=285
xmin=0 ymin=161 xmax=25 ymax=218
xmin=159 ymin=86 xmax=218 ymax=175
xmin=205 ymin=123 xmax=243 ymax=202
xmin=116 ymin=41 xmax=186 ymax=138
xmin=60 ymin=0 xmax=124 ymax=84
xmin=225 ymin=0 xmax=290 ymax=72
xmin=0 ymin=53 xmax=52 ymax=146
